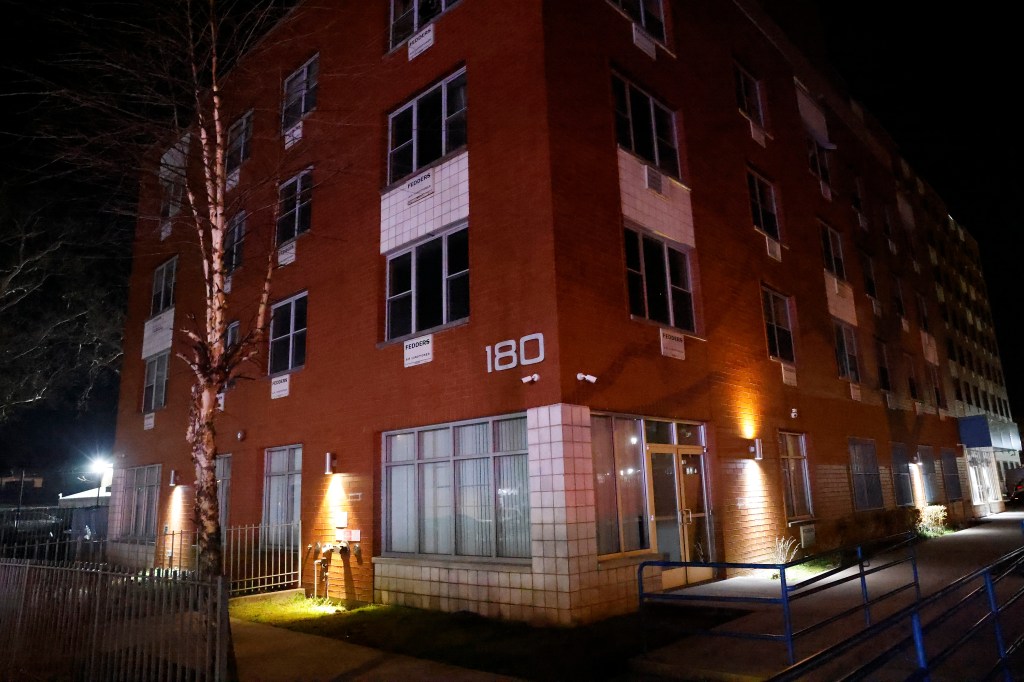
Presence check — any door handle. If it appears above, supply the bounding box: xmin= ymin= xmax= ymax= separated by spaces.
xmin=683 ymin=508 xmax=693 ymax=524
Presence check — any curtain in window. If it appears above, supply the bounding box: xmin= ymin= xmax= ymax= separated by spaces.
xmin=591 ymin=416 xmax=620 ymax=555
xmin=455 ymin=422 xmax=489 ymax=456
xmin=495 ymin=417 xmax=527 ymax=452
xmin=456 ymin=458 xmax=493 ymax=556
xmin=388 ymin=465 xmax=416 ymax=552
xmin=419 ymin=462 xmax=452 ymax=554
xmin=496 ymin=454 xmax=529 ymax=558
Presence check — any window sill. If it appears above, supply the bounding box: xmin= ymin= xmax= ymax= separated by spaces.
xmin=786 ymin=518 xmax=816 ymax=528
xmin=628 ymin=315 xmax=704 ymax=342
xmin=268 ymin=365 xmax=304 ymax=380
xmin=604 ymin=3 xmax=675 ymax=57
xmin=378 ymin=317 xmax=469 ymax=349
xmin=383 ymin=147 xmax=468 ymax=195
xmin=616 ymin=147 xmax=687 ymax=188
xmin=373 ymin=554 xmax=532 ymax=571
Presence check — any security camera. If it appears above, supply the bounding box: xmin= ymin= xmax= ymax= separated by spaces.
xmin=521 ymin=373 xmax=540 ymax=384
xmin=576 ymin=373 xmax=597 ymax=383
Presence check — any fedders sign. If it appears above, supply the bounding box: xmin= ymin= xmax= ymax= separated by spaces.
xmin=404 ymin=169 xmax=434 ymax=204
xmin=403 ymin=334 xmax=433 ymax=367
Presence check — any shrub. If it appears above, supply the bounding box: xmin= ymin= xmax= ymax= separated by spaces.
xmin=917 ymin=505 xmax=948 ymax=537
xmin=768 ymin=536 xmax=800 ymax=579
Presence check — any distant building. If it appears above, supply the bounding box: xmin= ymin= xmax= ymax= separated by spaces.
xmin=110 ymin=0 xmax=1019 ymax=624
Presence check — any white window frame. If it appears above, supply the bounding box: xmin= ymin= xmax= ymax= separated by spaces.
xmin=849 ymin=438 xmax=883 ymax=511
xmin=780 ymin=432 xmax=812 ymax=520
xmin=151 ymin=257 xmax=177 ymax=316
xmin=225 ymin=211 xmax=245 ymax=273
xmin=762 ymin=287 xmax=795 ymax=363
xmin=269 ymin=292 xmax=307 ymax=375
xmin=381 ymin=414 xmax=530 ymax=560
xmin=216 ymin=454 xmax=232 ymax=531
xmin=734 ymin=63 xmax=765 ymax=127
xmin=385 ymin=224 xmax=469 ymax=341
xmin=608 ymin=0 xmax=666 ymax=42
xmin=281 ymin=55 xmax=318 ymax=132
xmin=390 ymin=0 xmax=461 ymax=48
xmin=276 ymin=170 xmax=313 ymax=245
xmin=159 ymin=138 xmax=188 ymax=224
xmin=262 ymin=445 xmax=302 ymax=547
xmin=748 ymin=170 xmax=779 ymax=240
xmin=143 ymin=351 xmax=169 ymax=412
xmin=808 ymin=137 xmax=831 ymax=186
xmin=387 ymin=69 xmax=468 ymax=185
xmin=821 ymin=223 xmax=846 ymax=280
xmin=624 ymin=227 xmax=696 ymax=333
xmin=119 ymin=464 xmax=161 ymax=541
xmin=612 ymin=73 xmax=679 ymax=178
xmin=833 ymin=321 xmax=860 ymax=383
xmin=918 ymin=446 xmax=940 ymax=504
xmin=225 ymin=110 xmax=252 ymax=177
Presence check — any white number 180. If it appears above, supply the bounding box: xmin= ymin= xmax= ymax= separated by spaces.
xmin=486 ymin=333 xmax=544 ymax=373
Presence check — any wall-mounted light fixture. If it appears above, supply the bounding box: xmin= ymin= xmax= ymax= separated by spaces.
xmin=576 ymin=373 xmax=597 ymax=383
xmin=911 ymin=452 xmax=922 ymax=466
xmin=747 ymin=438 xmax=763 ymax=460
xmin=521 ymin=373 xmax=540 ymax=384
xmin=169 ymin=469 xmax=180 ymax=487
xmin=324 ymin=452 xmax=337 ymax=475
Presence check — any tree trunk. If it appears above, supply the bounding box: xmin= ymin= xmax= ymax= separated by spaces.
xmin=189 ymin=382 xmax=223 ymax=579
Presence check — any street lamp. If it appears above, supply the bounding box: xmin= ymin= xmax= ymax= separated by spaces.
xmin=90 ymin=457 xmax=112 ymax=506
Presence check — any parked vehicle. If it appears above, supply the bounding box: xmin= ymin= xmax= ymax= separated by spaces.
xmin=1007 ymin=479 xmax=1024 ymax=507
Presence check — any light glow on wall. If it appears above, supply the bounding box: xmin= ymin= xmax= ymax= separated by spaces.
xmin=167 ymin=484 xmax=186 ymax=532
xmin=910 ymin=463 xmax=927 ymax=508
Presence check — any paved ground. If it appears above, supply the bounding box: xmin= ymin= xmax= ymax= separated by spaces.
xmin=230 ymin=512 xmax=1024 ymax=681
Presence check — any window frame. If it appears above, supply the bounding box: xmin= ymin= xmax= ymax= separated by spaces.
xmin=734 ymin=63 xmax=765 ymax=128
xmin=877 ymin=339 xmax=891 ymax=392
xmin=780 ymin=432 xmax=812 ymax=520
xmin=940 ymin=448 xmax=962 ymax=502
xmin=385 ymin=224 xmax=469 ymax=341
xmin=833 ymin=321 xmax=860 ymax=383
xmin=608 ymin=0 xmax=666 ymax=42
xmin=849 ymin=438 xmax=883 ymax=511
xmin=276 ymin=169 xmax=313 ymax=245
xmin=762 ymin=287 xmax=795 ymax=364
xmin=612 ymin=73 xmax=680 ymax=178
xmin=216 ymin=454 xmax=232 ymax=531
xmin=118 ymin=464 xmax=161 ymax=541
xmin=390 ymin=0 xmax=461 ymax=49
xmin=624 ymin=227 xmax=696 ymax=333
xmin=747 ymin=170 xmax=780 ymax=240
xmin=150 ymin=257 xmax=177 ymax=317
xmin=808 ymin=137 xmax=831 ymax=186
xmin=381 ymin=414 xmax=530 ymax=560
xmin=268 ymin=292 xmax=308 ymax=375
xmin=142 ymin=351 xmax=169 ymax=413
xmin=225 ymin=110 xmax=253 ymax=177
xmin=891 ymin=443 xmax=914 ymax=507
xmin=860 ymin=252 xmax=877 ymax=299
xmin=820 ymin=223 xmax=846 ymax=280
xmin=225 ymin=211 xmax=245 ymax=274
xmin=281 ymin=55 xmax=319 ymax=133
xmin=387 ymin=69 xmax=468 ymax=185
xmin=262 ymin=445 xmax=302 ymax=547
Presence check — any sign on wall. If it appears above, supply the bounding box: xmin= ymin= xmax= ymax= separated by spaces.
xmin=408 ymin=24 xmax=434 ymax=61
xmin=485 ymin=333 xmax=545 ymax=373
xmin=141 ymin=308 xmax=174 ymax=359
xmin=404 ymin=168 xmax=435 ymax=205
xmin=271 ymin=374 xmax=290 ymax=399
xmin=143 ymin=413 xmax=155 ymax=430
xmin=403 ymin=334 xmax=434 ymax=367
xmin=660 ymin=328 xmax=686 ymax=360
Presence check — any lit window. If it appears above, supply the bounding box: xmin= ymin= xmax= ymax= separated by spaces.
xmin=386 ymin=226 xmax=468 ymax=340
xmin=762 ymin=287 xmax=794 ymax=363
xmin=609 ymin=0 xmax=665 ymax=41
xmin=833 ymin=321 xmax=859 ymax=382
xmin=624 ymin=228 xmax=695 ymax=332
xmin=734 ymin=63 xmax=764 ymax=127
xmin=849 ymin=438 xmax=882 ymax=511
xmin=151 ymin=257 xmax=177 ymax=316
xmin=225 ymin=212 xmax=245 ymax=273
xmin=263 ymin=446 xmax=301 ymax=546
xmin=747 ymin=171 xmax=779 ymax=240
xmin=383 ymin=416 xmax=530 ymax=559
xmin=269 ymin=293 xmax=307 ymax=374
xmin=592 ymin=415 xmax=649 ymax=555
xmin=276 ymin=170 xmax=312 ymax=244
xmin=118 ymin=464 xmax=161 ymax=540
xmin=388 ymin=69 xmax=467 ymax=184
xmin=282 ymin=56 xmax=318 ymax=132
xmin=390 ymin=0 xmax=461 ymax=48
xmin=780 ymin=433 xmax=812 ymax=520
xmin=820 ymin=224 xmax=845 ymax=279
xmin=226 ymin=111 xmax=252 ymax=178
xmin=890 ymin=444 xmax=913 ymax=506
xmin=612 ymin=74 xmax=679 ymax=177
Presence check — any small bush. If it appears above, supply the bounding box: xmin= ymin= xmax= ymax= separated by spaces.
xmin=917 ymin=504 xmax=948 ymax=537
xmin=768 ymin=536 xmax=800 ymax=579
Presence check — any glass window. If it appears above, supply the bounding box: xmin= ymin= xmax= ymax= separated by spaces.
xmin=877 ymin=340 xmax=891 ymax=392
xmin=390 ymin=0 xmax=461 ymax=48
xmin=905 ymin=354 xmax=919 ymax=401
xmin=941 ymin=448 xmax=962 ymax=502
xmin=592 ymin=415 xmax=649 ymax=555
xmin=276 ymin=170 xmax=313 ymax=244
xmin=893 ymin=278 xmax=906 ymax=317
xmin=143 ymin=352 xmax=169 ymax=412
xmin=118 ymin=464 xmax=161 ymax=540
xmin=849 ymin=438 xmax=882 ymax=511
xmin=382 ymin=415 xmax=529 ymax=559
xmin=262 ymin=446 xmax=302 ymax=546
xmin=388 ymin=69 xmax=467 ymax=184
xmin=891 ymin=443 xmax=913 ymax=506
xmin=624 ymin=228 xmax=695 ymax=332
xmin=159 ymin=138 xmax=188 ymax=224
xmin=734 ymin=63 xmax=764 ymax=127
xmin=151 ymin=257 xmax=177 ymax=316
xmin=610 ymin=0 xmax=665 ymax=41
xmin=918 ymin=446 xmax=940 ymax=504
xmin=860 ymin=253 xmax=877 ymax=299
xmin=833 ymin=321 xmax=859 ymax=382
xmin=225 ymin=212 xmax=245 ymax=273
xmin=226 ymin=110 xmax=252 ymax=177
xmin=808 ymin=138 xmax=830 ymax=185
xmin=780 ymin=433 xmax=811 ymax=519
xmin=216 ymin=454 xmax=232 ymax=530
xmin=821 ymin=224 xmax=845 ymax=279
xmin=282 ymin=56 xmax=318 ymax=132
xmin=747 ymin=171 xmax=779 ymax=240
xmin=612 ymin=74 xmax=679 ymax=177
xmin=269 ymin=293 xmax=308 ymax=374
xmin=762 ymin=287 xmax=795 ymax=363
xmin=386 ymin=226 xmax=468 ymax=340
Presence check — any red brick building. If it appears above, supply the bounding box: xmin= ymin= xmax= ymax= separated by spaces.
xmin=110 ymin=0 xmax=1018 ymax=624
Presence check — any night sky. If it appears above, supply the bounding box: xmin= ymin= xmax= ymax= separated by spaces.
xmin=1 ymin=2 xmax=1020 ymax=482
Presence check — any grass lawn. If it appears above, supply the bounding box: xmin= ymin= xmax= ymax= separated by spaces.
xmin=230 ymin=595 xmax=746 ymax=680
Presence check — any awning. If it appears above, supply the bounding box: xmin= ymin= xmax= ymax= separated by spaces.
xmin=959 ymin=414 xmax=1022 ymax=451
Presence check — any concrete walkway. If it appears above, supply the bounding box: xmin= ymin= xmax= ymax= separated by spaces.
xmin=633 ymin=511 xmax=1024 ymax=681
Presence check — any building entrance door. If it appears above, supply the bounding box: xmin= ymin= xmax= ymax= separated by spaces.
xmin=648 ymin=445 xmax=712 ymax=588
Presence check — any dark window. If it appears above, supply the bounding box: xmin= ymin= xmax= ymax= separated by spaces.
xmin=612 ymin=75 xmax=679 ymax=178
xmin=808 ymin=138 xmax=830 ymax=185
xmin=390 ymin=0 xmax=460 ymax=48
xmin=941 ymin=448 xmax=962 ymax=501
xmin=226 ymin=111 xmax=252 ymax=177
xmin=625 ymin=228 xmax=695 ymax=332
xmin=891 ymin=444 xmax=913 ymax=507
xmin=610 ymin=0 xmax=665 ymax=41
xmin=386 ymin=226 xmax=469 ymax=340
xmin=276 ymin=171 xmax=313 ymax=244
xmin=748 ymin=171 xmax=779 ymax=240
xmin=906 ymin=354 xmax=919 ymax=401
xmin=849 ymin=438 xmax=883 ymax=510
xmin=860 ymin=253 xmax=877 ymax=298
xmin=388 ymin=70 xmax=467 ymax=184
xmin=734 ymin=63 xmax=764 ymax=127
xmin=877 ymin=340 xmax=891 ymax=392
xmin=833 ymin=321 xmax=859 ymax=382
xmin=282 ymin=56 xmax=318 ymax=132
xmin=821 ymin=224 xmax=845 ymax=279
xmin=269 ymin=293 xmax=308 ymax=374
xmin=143 ymin=352 xmax=169 ymax=412
xmin=762 ymin=288 xmax=794 ymax=363
xmin=151 ymin=258 xmax=177 ymax=316
xmin=225 ymin=212 xmax=245 ymax=274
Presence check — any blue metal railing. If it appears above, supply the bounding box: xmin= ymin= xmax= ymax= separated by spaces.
xmin=767 ymin=544 xmax=1024 ymax=681
xmin=637 ymin=532 xmax=920 ymax=664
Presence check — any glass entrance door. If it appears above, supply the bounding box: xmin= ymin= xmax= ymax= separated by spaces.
xmin=648 ymin=446 xmax=712 ymax=588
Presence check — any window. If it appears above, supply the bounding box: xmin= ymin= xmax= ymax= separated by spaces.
xmin=388 ymin=69 xmax=467 ymax=184
xmin=918 ymin=446 xmax=940 ymax=504
xmin=928 ymin=364 xmax=945 ymax=408
xmin=119 ymin=464 xmax=160 ymax=540
xmin=282 ymin=56 xmax=318 ymax=132
xmin=386 ymin=226 xmax=469 ymax=340
xmin=383 ymin=415 xmax=530 ymax=559
xmin=226 ymin=321 xmax=240 ymax=351
xmin=780 ymin=433 xmax=812 ymax=519
xmin=820 ymin=224 xmax=845 ymax=279
xmin=390 ymin=0 xmax=460 ymax=48
xmin=941 ymin=448 xmax=962 ymax=501
xmin=276 ymin=170 xmax=312 ymax=244
xmin=861 ymin=253 xmax=877 ymax=299
xmin=159 ymin=138 xmax=188 ymax=224
xmin=612 ymin=74 xmax=679 ymax=178
xmin=808 ymin=138 xmax=830 ymax=186
xmin=225 ymin=212 xmax=245 ymax=273
xmin=849 ymin=438 xmax=883 ymax=511
xmin=592 ymin=415 xmax=649 ymax=555
xmin=143 ymin=352 xmax=169 ymax=412
xmin=851 ymin=176 xmax=865 ymax=215
xmin=833 ymin=321 xmax=859 ymax=382
xmin=905 ymin=354 xmax=919 ymax=401
xmin=263 ymin=446 xmax=301 ymax=545
xmin=916 ymin=294 xmax=930 ymax=332
xmin=734 ymin=63 xmax=764 ymax=127
xmin=747 ymin=171 xmax=779 ymax=240
xmin=226 ymin=111 xmax=252 ymax=178
xmin=269 ymin=293 xmax=307 ymax=374
xmin=891 ymin=443 xmax=913 ymax=507
xmin=877 ymin=340 xmax=891 ymax=392
xmin=893 ymin=278 xmax=906 ymax=318
xmin=762 ymin=287 xmax=794 ymax=363
xmin=625 ymin=228 xmax=695 ymax=332
xmin=216 ymin=454 xmax=231 ymax=531
xmin=609 ymin=0 xmax=665 ymax=41
xmin=151 ymin=257 xmax=177 ymax=316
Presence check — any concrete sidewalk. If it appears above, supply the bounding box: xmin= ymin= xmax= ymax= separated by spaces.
xmin=633 ymin=511 xmax=1024 ymax=681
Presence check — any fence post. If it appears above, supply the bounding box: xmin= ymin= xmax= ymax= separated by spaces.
xmin=910 ymin=610 xmax=929 ymax=676
xmin=857 ymin=545 xmax=871 ymax=626
xmin=780 ymin=565 xmax=795 ymax=665
xmin=982 ymin=571 xmax=1011 ymax=681
xmin=88 ymin=567 xmax=106 ymax=679
xmin=11 ymin=562 xmax=30 ymax=660
xmin=910 ymin=544 xmax=922 ymax=602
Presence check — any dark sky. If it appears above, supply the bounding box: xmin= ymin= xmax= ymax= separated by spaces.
xmin=1 ymin=2 xmax=1020 ymax=476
